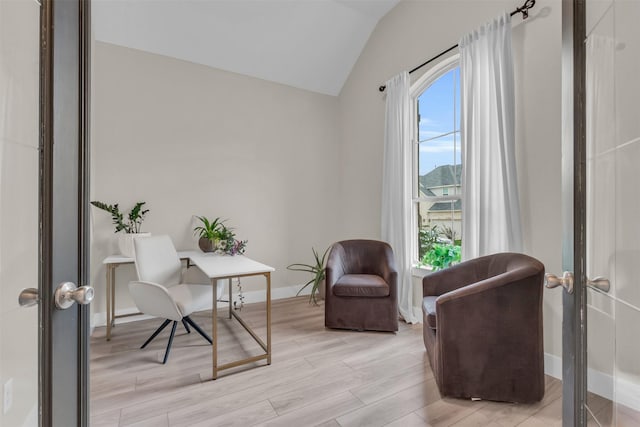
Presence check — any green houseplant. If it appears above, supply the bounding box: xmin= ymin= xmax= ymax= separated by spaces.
xmin=419 ymin=224 xmax=440 ymax=259
xmin=91 ymin=201 xmax=150 ymax=257
xmin=90 ymin=201 xmax=149 ymax=233
xmin=193 ymin=216 xmax=247 ymax=255
xmin=287 ymin=247 xmax=329 ymax=305
xmin=421 ymin=243 xmax=461 ymax=271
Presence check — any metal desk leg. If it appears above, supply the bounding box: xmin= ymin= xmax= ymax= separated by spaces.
xmin=266 ymin=271 xmax=271 ymax=365
xmin=212 ymin=277 xmax=218 ymax=380
xmin=111 ymin=265 xmax=116 ymax=327
xmin=228 ymin=278 xmax=232 ymax=319
xmin=106 ymin=265 xmax=112 ymax=341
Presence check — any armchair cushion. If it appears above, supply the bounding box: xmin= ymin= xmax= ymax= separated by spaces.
xmin=422 ymin=296 xmax=437 ymax=329
xmin=333 ymin=274 xmax=389 ymax=297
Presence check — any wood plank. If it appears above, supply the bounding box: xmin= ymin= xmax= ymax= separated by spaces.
xmin=176 ymin=400 xmax=277 ymax=427
xmin=335 ymin=380 xmax=441 ymax=427
xmin=88 ymin=408 xmax=120 ymax=427
xmin=122 ymin=413 xmax=169 ymax=427
xmin=258 ymin=391 xmax=364 ymax=427
xmin=385 ymin=412 xmax=433 ymax=427
xmin=415 ymin=397 xmax=488 ymax=427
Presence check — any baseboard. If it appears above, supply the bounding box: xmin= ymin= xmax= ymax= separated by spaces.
xmin=544 ymin=352 xmax=563 ymax=380
xmin=617 ymin=376 xmax=640 ymax=412
xmin=91 ymin=283 xmax=311 ymax=329
xmin=546 ymin=351 xmax=615 ymax=401
xmin=544 ymin=352 xmax=640 ymax=412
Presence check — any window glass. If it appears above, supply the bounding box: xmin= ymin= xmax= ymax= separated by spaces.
xmin=414 ymin=64 xmax=462 ymax=268
xmin=417 ymin=133 xmax=462 ymax=194
xmin=418 ymin=68 xmax=458 ymax=141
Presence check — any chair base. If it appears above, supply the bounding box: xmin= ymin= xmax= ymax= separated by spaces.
xmin=325 ymin=295 xmax=398 ymax=332
xmin=141 ymin=316 xmax=212 ymax=364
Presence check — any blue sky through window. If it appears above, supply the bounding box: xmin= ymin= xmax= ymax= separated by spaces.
xmin=417 ymin=67 xmax=461 ymax=176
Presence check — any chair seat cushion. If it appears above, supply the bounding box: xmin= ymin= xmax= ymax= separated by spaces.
xmin=333 ymin=274 xmax=389 ymax=297
xmin=168 ymin=283 xmax=213 ymax=316
xmin=422 ymin=296 xmax=438 ymax=329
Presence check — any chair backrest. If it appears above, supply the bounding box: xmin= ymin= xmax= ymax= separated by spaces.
xmin=482 ymin=252 xmax=544 ymax=281
xmin=331 ymin=239 xmax=394 ymax=276
xmin=133 ymin=235 xmax=182 ymax=287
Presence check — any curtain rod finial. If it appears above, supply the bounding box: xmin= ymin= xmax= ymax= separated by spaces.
xmin=522 ymin=0 xmax=535 ymax=18
xmin=379 ymin=85 xmax=386 ymax=92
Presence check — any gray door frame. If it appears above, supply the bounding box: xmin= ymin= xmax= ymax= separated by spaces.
xmin=561 ymin=0 xmax=587 ymax=426
xmin=39 ymin=0 xmax=91 ymax=425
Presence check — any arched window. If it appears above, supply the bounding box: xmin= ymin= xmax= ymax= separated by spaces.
xmin=411 ymin=56 xmax=462 ymax=267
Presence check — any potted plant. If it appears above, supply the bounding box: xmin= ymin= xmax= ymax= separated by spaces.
xmin=193 ymin=216 xmax=247 ymax=255
xmin=90 ymin=201 xmax=150 ymax=257
xmin=287 ymin=247 xmax=329 ymax=305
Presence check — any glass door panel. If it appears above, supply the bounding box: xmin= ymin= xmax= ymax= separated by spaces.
xmin=585 ymin=0 xmax=640 ymax=424
xmin=0 ymin=0 xmax=41 ymax=425
xmin=585 ymin=0 xmax=616 ymax=424
xmin=611 ymin=0 xmax=640 ymax=424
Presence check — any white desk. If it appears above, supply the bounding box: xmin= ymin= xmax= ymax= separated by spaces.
xmin=189 ymin=253 xmax=275 ymax=379
xmin=102 ymin=251 xmax=198 ymax=341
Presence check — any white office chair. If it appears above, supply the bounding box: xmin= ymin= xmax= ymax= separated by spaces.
xmin=129 ymin=235 xmax=223 ymax=364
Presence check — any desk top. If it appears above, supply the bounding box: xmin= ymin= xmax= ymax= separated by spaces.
xmin=189 ymin=253 xmax=275 ymax=279
xmin=103 ymin=252 xmax=275 ymax=278
xmin=103 ymin=250 xmax=198 ymax=265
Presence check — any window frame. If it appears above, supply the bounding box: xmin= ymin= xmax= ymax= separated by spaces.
xmin=409 ymin=54 xmax=461 ymax=265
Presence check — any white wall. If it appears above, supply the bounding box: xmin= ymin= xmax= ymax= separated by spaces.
xmin=336 ymin=0 xmax=564 ymax=358
xmin=90 ymin=42 xmax=342 ymax=321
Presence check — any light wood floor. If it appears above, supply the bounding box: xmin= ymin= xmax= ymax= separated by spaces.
xmin=89 ymin=296 xmax=615 ymax=427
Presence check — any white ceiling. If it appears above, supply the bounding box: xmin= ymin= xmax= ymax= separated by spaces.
xmin=92 ymin=0 xmax=400 ymax=96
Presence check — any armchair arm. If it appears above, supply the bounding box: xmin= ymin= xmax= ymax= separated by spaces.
xmin=128 ymin=281 xmax=183 ymax=321
xmin=436 ymin=266 xmax=538 ymax=304
xmin=380 ymin=245 xmax=398 ymax=299
xmin=434 ymin=265 xmax=544 ymax=349
xmin=422 ymin=256 xmax=488 ymax=297
xmin=325 ymin=244 xmax=345 ymax=295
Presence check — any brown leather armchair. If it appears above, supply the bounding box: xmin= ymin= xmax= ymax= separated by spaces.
xmin=422 ymin=252 xmax=545 ymax=403
xmin=325 ymin=240 xmax=398 ymax=332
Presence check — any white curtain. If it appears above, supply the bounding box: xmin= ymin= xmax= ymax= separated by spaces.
xmin=459 ymin=12 xmax=522 ymax=260
xmin=381 ymin=71 xmax=417 ymax=324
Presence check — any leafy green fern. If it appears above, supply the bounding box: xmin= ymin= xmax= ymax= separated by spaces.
xmin=90 ymin=201 xmax=148 ymax=233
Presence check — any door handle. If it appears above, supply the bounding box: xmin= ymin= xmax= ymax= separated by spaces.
xmin=54 ymin=282 xmax=94 ymax=309
xmin=18 ymin=288 xmax=39 ymax=307
xmin=586 ymin=276 xmax=610 ymax=293
xmin=544 ymin=272 xmax=574 ymax=294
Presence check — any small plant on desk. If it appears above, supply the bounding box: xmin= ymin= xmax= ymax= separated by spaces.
xmin=193 ymin=215 xmax=247 ymax=255
xmin=90 ymin=201 xmax=149 ymax=233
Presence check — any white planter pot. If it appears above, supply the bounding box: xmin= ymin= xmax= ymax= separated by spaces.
xmin=118 ymin=232 xmax=151 ymax=258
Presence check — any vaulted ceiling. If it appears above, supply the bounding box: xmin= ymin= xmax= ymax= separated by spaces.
xmin=93 ymin=0 xmax=400 ymax=96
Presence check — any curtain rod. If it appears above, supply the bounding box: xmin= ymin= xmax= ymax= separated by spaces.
xmin=378 ymin=0 xmax=536 ymax=92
